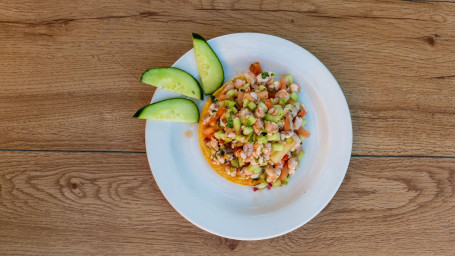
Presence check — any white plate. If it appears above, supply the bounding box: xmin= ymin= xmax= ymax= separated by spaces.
xmin=145 ymin=33 xmax=352 ymax=240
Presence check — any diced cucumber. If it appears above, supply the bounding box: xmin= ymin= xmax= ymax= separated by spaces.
xmin=233 ymin=117 xmax=241 ymax=132
xmin=247 ymin=102 xmax=257 ymax=111
xmin=283 ymin=74 xmax=293 ymax=84
xmin=297 ymin=150 xmax=305 ymax=161
xmin=224 ymin=100 xmax=236 ymax=109
xmin=133 ymin=98 xmax=199 ymax=122
xmin=255 ymin=181 xmax=268 ymax=189
xmin=218 ymin=100 xmax=225 ymax=107
xmin=258 ymin=102 xmax=268 ymax=111
xmin=140 ymin=67 xmax=202 ymax=100
xmin=231 ymin=159 xmax=239 ymax=168
xmin=243 ymin=98 xmax=250 ymax=108
xmin=258 ymin=85 xmax=266 ymax=91
xmin=214 ymin=130 xmax=224 ymax=140
xmin=272 ymin=143 xmax=284 ymax=152
xmin=267 ymin=132 xmax=281 ymax=141
xmin=192 ymin=33 xmax=224 ymax=94
xmin=279 ymin=97 xmax=287 ymax=105
xmin=286 ymin=138 xmax=294 ymax=144
xmin=290 ymin=92 xmax=298 ymax=102
xmin=247 ymin=165 xmax=261 ymax=174
xmin=230 ymin=107 xmax=238 ymax=114
xmin=272 ymin=179 xmax=282 ymax=187
xmin=301 ymin=118 xmax=306 ymax=126
xmin=235 ymin=134 xmax=245 ymax=142
xmin=259 ymin=172 xmax=266 ymax=180
xmin=257 ymin=136 xmax=268 ymax=144
xmin=265 ymin=114 xmax=280 ymax=122
xmin=246 ymin=116 xmax=256 ymax=126
xmin=238 ymin=158 xmax=245 ymax=167
xmin=243 ymin=126 xmax=254 ymax=135
xmin=226 ymin=89 xmax=236 ymax=98
xmin=242 ymin=83 xmax=250 ymax=90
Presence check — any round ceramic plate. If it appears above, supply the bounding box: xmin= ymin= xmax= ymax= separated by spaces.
xmin=145 ymin=33 xmax=352 ymax=240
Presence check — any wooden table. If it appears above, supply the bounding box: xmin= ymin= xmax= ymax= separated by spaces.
xmin=1 ymin=0 xmax=454 ymax=255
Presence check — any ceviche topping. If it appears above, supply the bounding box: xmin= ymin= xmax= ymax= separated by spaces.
xmin=200 ymin=62 xmax=310 ymax=190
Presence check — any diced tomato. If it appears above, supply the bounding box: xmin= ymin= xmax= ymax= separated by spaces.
xmin=210 ymin=107 xmax=226 ymax=126
xmin=297 ymin=104 xmax=307 ymax=117
xmin=264 ymin=99 xmax=273 ymax=109
xmin=202 ymin=126 xmax=218 ymax=138
xmin=249 ymin=62 xmax=262 ymax=76
xmin=282 ymin=154 xmax=289 ymax=161
xmin=218 ymin=94 xmax=227 ymax=101
xmin=284 ymin=114 xmax=291 ymax=131
xmin=280 ymin=77 xmax=287 ymax=90
xmin=280 ymin=162 xmax=289 ymax=181
xmin=296 ymin=127 xmax=311 ymax=138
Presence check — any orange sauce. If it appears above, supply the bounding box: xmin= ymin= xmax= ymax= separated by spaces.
xmin=198 ymin=77 xmax=253 ymax=186
xmin=184 ymin=130 xmax=193 ymax=138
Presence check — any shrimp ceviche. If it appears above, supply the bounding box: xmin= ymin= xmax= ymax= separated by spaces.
xmin=198 ymin=62 xmax=310 ymax=191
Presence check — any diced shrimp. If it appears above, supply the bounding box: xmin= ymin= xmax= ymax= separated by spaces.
xmin=290 ymin=83 xmax=300 ymax=92
xmin=253 ymin=119 xmax=264 ymax=134
xmin=208 ymin=103 xmax=218 ymax=115
xmin=244 ymin=92 xmax=258 ymax=102
xmin=225 ymin=128 xmax=236 ymax=139
xmin=252 ymin=143 xmax=263 ymax=158
xmin=265 ymin=166 xmax=281 ymax=183
xmin=268 ymin=80 xmax=280 ymax=90
xmin=256 ymin=90 xmax=268 ymax=99
xmin=280 ymin=131 xmax=294 ymax=141
xmin=294 ymin=145 xmax=303 ymax=155
xmin=267 ymin=107 xmax=278 ymax=115
xmin=219 ymin=118 xmax=226 ymax=127
xmin=265 ymin=122 xmax=279 ymax=133
xmin=225 ymin=166 xmax=237 ymax=177
xmin=293 ymin=117 xmax=303 ymax=130
xmin=202 ymin=115 xmax=211 ymax=126
xmin=287 ymin=157 xmax=298 ymax=175
xmin=256 ymin=72 xmax=272 ymax=84
xmin=207 ymin=137 xmax=219 ymax=150
xmin=223 ymin=83 xmax=234 ymax=93
xmin=291 ymin=133 xmax=302 ymax=150
xmin=239 ymin=108 xmax=252 ymax=119
xmin=234 ymin=149 xmax=243 ymax=158
xmin=243 ymin=143 xmax=254 ymax=157
xmin=254 ymin=107 xmax=265 ymax=119
xmin=244 ymin=72 xmax=256 ymax=85
xmin=237 ymin=91 xmax=245 ymax=105
xmin=275 ymin=89 xmax=290 ymax=101
xmin=234 ymin=79 xmax=246 ymax=89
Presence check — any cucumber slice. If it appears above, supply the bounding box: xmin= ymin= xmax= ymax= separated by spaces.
xmin=140 ymin=67 xmax=202 ymax=100
xmin=133 ymin=98 xmax=199 ymax=122
xmin=192 ymin=33 xmax=224 ymax=95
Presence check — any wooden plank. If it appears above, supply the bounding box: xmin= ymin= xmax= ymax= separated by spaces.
xmin=0 ymin=0 xmax=454 ymax=155
xmin=0 ymin=152 xmax=453 ymax=255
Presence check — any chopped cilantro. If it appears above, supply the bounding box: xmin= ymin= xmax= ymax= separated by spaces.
xmin=210 ymin=95 xmax=217 ymax=102
xmin=261 ymin=72 xmax=269 ymax=79
xmin=271 ymin=73 xmax=276 ymax=77
xmin=240 ymin=89 xmax=245 ymax=93
xmin=286 ymin=84 xmax=289 ymax=88
xmin=248 ymin=135 xmax=254 ymax=142
xmin=226 ymin=117 xmax=234 ymax=128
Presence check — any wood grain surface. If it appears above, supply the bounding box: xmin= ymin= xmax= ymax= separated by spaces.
xmin=0 ymin=0 xmax=454 ymax=155
xmin=0 ymin=152 xmax=453 ymax=255
xmin=0 ymin=0 xmax=454 ymax=255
